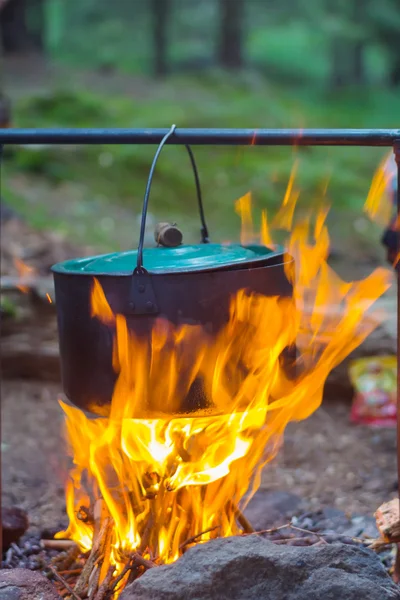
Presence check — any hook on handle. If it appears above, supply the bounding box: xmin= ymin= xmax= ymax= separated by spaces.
xmin=135 ymin=125 xmax=209 ymax=273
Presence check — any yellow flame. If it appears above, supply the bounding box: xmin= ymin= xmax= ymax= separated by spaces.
xmin=58 ymin=159 xmax=393 ymax=592
xmin=272 ymin=161 xmax=299 ymax=231
xmin=235 ymin=192 xmax=254 ymax=245
xmin=364 ymin=152 xmax=395 ymax=226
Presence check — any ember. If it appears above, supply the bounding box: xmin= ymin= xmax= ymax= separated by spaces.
xmin=53 ymin=161 xmax=392 ymax=597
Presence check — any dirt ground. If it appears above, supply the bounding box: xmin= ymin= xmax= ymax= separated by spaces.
xmin=1 ymin=379 xmax=397 ymax=536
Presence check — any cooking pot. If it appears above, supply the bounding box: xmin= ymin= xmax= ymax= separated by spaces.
xmin=52 ymin=125 xmax=295 ymax=416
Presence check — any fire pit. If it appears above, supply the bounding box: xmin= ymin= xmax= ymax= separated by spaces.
xmin=1 ymin=127 xmax=400 ymax=599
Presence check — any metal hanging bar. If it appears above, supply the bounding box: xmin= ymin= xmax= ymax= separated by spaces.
xmin=0 ymin=128 xmax=400 ymax=146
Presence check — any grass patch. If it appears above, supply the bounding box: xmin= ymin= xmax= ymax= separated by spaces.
xmin=3 ymin=77 xmax=396 ymax=249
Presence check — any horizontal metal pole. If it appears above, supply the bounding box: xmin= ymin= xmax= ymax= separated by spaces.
xmin=0 ymin=128 xmax=400 ymax=146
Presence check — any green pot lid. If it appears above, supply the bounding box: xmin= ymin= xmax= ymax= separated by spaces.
xmin=52 ymin=243 xmax=285 ymax=276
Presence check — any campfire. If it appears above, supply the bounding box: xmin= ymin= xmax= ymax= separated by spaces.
xmin=47 ymin=161 xmax=393 ymax=598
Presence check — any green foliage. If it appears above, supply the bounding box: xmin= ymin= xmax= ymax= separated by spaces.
xmin=19 ymin=90 xmax=111 ymax=126
xmin=4 ymin=80 xmax=397 ymax=251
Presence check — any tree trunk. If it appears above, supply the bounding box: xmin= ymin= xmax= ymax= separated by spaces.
xmin=28 ymin=0 xmax=45 ymax=52
xmin=352 ymin=40 xmax=366 ymax=85
xmin=331 ymin=37 xmax=346 ymax=88
xmin=151 ymin=0 xmax=169 ymax=76
xmin=217 ymin=0 xmax=244 ymax=70
xmin=0 ymin=0 xmax=43 ymax=54
xmin=351 ymin=0 xmax=366 ymax=86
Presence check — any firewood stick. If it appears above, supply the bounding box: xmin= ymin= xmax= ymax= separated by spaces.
xmin=41 ymin=539 xmax=78 ymax=550
xmin=227 ymin=500 xmax=254 ymax=534
xmin=74 ymin=518 xmax=112 ymax=596
xmin=51 ymin=544 xmax=81 ymax=571
xmin=88 ymin=565 xmax=100 ymax=600
xmin=74 ymin=500 xmax=112 ymax=597
xmin=93 ymin=565 xmax=115 ymax=600
xmin=98 ymin=518 xmax=113 ymax=585
xmin=125 ymin=553 xmax=157 ymax=586
xmin=57 ymin=569 xmax=83 ymax=576
xmin=179 ymin=526 xmax=220 ymax=550
xmin=107 ymin=559 xmax=134 ymax=596
xmin=93 ymin=498 xmax=108 ymax=539
xmin=49 ymin=566 xmax=83 ymax=600
xmin=139 ymin=502 xmax=156 ymax=553
xmin=131 ymin=552 xmax=157 ymax=570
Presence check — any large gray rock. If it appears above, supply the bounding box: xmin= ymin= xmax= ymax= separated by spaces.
xmin=121 ymin=535 xmax=400 ymax=600
xmin=0 ymin=569 xmax=60 ymax=600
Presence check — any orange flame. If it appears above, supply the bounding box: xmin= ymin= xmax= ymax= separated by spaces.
xmin=58 ymin=161 xmax=392 ymax=590
xmin=13 ymin=258 xmax=37 ymax=294
xmin=272 ymin=160 xmax=300 ymax=231
xmin=234 ymin=191 xmax=254 ymax=245
xmin=364 ymin=153 xmax=395 ymax=226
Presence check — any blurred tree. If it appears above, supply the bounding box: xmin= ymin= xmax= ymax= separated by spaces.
xmin=0 ymin=0 xmax=44 ymax=54
xmin=369 ymin=0 xmax=400 ymax=86
xmin=327 ymin=0 xmax=368 ymax=87
xmin=217 ymin=0 xmax=244 ymax=69
xmin=152 ymin=0 xmax=170 ymax=76
xmin=351 ymin=0 xmax=367 ymax=85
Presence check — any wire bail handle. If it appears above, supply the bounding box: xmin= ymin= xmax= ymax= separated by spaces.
xmin=135 ymin=124 xmax=209 ymax=274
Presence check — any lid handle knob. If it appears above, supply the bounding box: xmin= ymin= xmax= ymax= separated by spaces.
xmin=154 ymin=222 xmax=183 ymax=248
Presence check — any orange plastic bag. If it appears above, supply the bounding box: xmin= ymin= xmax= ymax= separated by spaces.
xmin=349 ymin=356 xmax=397 ymax=427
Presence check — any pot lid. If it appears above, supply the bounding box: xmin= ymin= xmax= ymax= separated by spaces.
xmin=52 ymin=243 xmax=285 ymax=275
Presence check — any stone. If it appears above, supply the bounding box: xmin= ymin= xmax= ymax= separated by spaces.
xmin=120 ymin=535 xmax=400 ymax=600
xmin=244 ymin=490 xmax=304 ymax=530
xmin=1 ymin=508 xmax=29 ymax=550
xmin=309 ymin=507 xmax=350 ymax=532
xmin=341 ymin=515 xmax=379 ymax=539
xmin=0 ymin=569 xmax=60 ymax=600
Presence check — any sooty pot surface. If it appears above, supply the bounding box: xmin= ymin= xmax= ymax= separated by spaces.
xmin=52 ymin=244 xmax=294 ymax=417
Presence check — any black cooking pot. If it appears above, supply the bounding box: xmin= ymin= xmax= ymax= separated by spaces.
xmin=52 ymin=125 xmax=295 ymax=416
